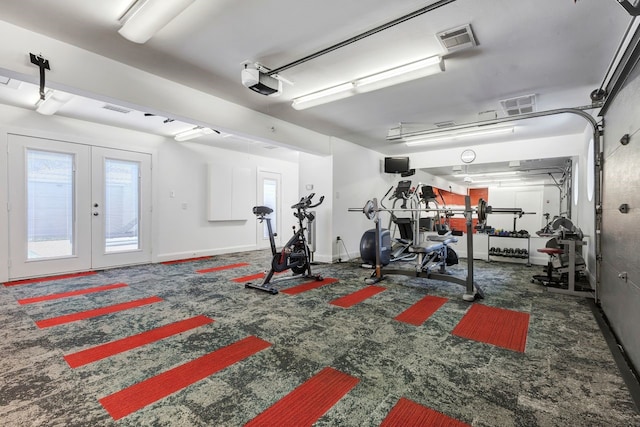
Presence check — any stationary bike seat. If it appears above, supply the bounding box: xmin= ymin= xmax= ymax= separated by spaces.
xmin=253 ymin=206 xmax=273 ymax=216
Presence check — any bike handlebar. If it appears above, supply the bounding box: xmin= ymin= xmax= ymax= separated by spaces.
xmin=291 ymin=193 xmax=324 ymax=210
xmin=309 ymin=195 xmax=324 ymax=208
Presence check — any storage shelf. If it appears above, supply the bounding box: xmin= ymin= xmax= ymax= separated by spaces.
xmin=487 ymin=234 xmax=531 ymax=266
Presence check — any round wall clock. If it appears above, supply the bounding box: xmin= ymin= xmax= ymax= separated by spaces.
xmin=460 ymin=149 xmax=476 ymax=164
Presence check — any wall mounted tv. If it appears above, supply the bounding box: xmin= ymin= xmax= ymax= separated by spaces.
xmin=384 ymin=157 xmax=410 ymax=174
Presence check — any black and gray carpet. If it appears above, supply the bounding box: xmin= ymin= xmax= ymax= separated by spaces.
xmin=1 ymin=251 xmax=638 ymax=426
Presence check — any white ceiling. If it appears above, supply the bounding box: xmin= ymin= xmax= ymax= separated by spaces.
xmin=0 ymin=0 xmax=634 ymax=184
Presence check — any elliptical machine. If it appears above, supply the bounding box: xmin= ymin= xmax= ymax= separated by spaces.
xmin=247 ymin=193 xmax=324 ymax=294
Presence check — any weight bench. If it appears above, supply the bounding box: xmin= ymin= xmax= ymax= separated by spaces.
xmin=534 ymin=244 xmax=585 ymax=288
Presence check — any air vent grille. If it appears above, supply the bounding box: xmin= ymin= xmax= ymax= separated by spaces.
xmin=436 ymin=24 xmax=477 ymax=54
xmin=500 ymin=94 xmax=536 ymax=116
xmin=435 ymin=121 xmax=456 ymax=128
xmin=0 ymin=76 xmax=22 ymax=89
xmin=102 ymin=104 xmax=132 ymax=114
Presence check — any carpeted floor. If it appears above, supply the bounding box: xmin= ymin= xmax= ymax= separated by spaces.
xmin=1 ymin=250 xmax=639 ymax=426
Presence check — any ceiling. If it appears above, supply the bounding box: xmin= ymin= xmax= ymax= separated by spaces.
xmin=0 ymin=0 xmax=635 ymax=185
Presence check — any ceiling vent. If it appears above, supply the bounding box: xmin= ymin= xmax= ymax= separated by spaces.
xmin=436 ymin=24 xmax=477 ymax=54
xmin=478 ymin=110 xmax=497 ymax=121
xmin=102 ymin=104 xmax=132 ymax=114
xmin=434 ymin=120 xmax=456 ymax=128
xmin=0 ymin=75 xmax=22 ymax=89
xmin=500 ymin=94 xmax=536 ymax=116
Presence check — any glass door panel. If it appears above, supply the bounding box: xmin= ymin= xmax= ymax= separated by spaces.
xmin=256 ymin=171 xmax=281 ymax=249
xmin=27 ymin=149 xmax=75 ymax=259
xmin=104 ymin=159 xmax=140 ymax=253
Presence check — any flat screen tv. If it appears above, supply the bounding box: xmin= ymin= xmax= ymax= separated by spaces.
xmin=384 ymin=157 xmax=410 ymax=174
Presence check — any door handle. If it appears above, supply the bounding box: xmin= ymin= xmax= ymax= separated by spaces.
xmin=93 ymin=212 xmax=99 ymax=216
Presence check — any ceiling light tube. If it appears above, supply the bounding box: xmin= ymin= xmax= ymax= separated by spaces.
xmin=291 ymin=55 xmax=444 ymax=110
xmin=174 ymin=126 xmax=214 ymax=141
xmin=291 ymin=82 xmax=355 ymax=110
xmin=404 ymin=126 xmax=514 ymax=146
xmin=35 ymin=90 xmax=73 ymax=115
xmin=453 ymin=171 xmax=519 ymax=178
xmin=470 ymin=178 xmax=523 ymax=184
xmin=118 ymin=0 xmax=195 ymax=44
xmin=355 ymin=55 xmax=443 ymax=88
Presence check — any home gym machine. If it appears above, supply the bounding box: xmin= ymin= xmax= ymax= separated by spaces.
xmin=532 ymin=217 xmax=592 ymax=296
xmin=351 ymin=193 xmax=484 ymax=301
xmin=350 ymin=189 xmax=523 ymax=301
xmin=248 ymin=193 xmax=324 ymax=294
xmin=384 ymin=180 xmax=418 ymax=262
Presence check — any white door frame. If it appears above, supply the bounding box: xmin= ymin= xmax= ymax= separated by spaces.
xmin=7 ymin=135 xmax=152 ymax=279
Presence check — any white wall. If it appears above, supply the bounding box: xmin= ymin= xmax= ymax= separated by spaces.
xmin=298 ymin=152 xmax=333 ymax=263
xmin=572 ymin=125 xmax=597 ymax=282
xmin=0 ymin=113 xmax=8 ymax=282
xmin=406 ymin=133 xmax=584 ymax=169
xmin=0 ymin=104 xmax=300 ymax=280
xmin=331 ymin=137 xmax=390 ymax=261
xmin=155 ymin=141 xmax=299 ymax=261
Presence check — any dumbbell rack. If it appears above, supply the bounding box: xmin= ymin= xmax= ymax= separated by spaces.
xmin=487 ymin=234 xmax=531 ymax=267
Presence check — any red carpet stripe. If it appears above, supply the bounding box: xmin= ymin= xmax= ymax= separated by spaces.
xmin=381 ymin=397 xmax=471 ymax=427
xmin=99 ymin=335 xmax=271 ymax=420
xmin=394 ymin=295 xmax=448 ymax=326
xmin=161 ymin=256 xmax=212 ymax=265
xmin=196 ymin=263 xmax=250 ymax=274
xmin=3 ymin=271 xmax=97 ymax=287
xmin=35 ymin=296 xmax=163 ymax=329
xmin=452 ymin=304 xmax=530 ymax=352
xmin=64 ymin=315 xmax=214 ymax=368
xmin=17 ymin=283 xmax=128 ymax=305
xmin=330 ymin=285 xmax=387 ymax=308
xmin=232 ymin=273 xmax=266 ymax=283
xmin=280 ymin=278 xmax=339 ymax=295
xmin=244 ymin=367 xmax=359 ymax=427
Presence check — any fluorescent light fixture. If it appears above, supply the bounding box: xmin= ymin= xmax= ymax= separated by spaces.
xmin=468 ymin=178 xmax=522 ymax=184
xmin=35 ymin=90 xmax=73 ymax=115
xmin=291 ymin=82 xmax=355 ymax=110
xmin=291 ymin=55 xmax=443 ymax=110
xmin=404 ymin=126 xmax=514 ymax=146
xmin=174 ymin=126 xmax=214 ymax=141
xmin=453 ymin=171 xmax=518 ymax=178
xmin=355 ymin=55 xmax=443 ymax=87
xmin=118 ymin=0 xmax=195 ymax=44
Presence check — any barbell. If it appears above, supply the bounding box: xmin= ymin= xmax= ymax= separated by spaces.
xmin=352 ymin=198 xmax=521 ymax=224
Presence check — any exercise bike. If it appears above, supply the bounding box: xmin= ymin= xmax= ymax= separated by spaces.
xmin=247 ymin=193 xmax=324 ymax=294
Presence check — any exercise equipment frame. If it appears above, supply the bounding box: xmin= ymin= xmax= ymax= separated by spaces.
xmin=351 ymin=195 xmax=496 ymax=301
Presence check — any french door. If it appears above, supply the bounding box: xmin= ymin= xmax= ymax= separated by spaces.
xmin=7 ymin=135 xmax=151 ymax=279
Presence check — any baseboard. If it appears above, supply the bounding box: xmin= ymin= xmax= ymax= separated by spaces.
xmin=155 ymin=245 xmax=256 ymax=263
